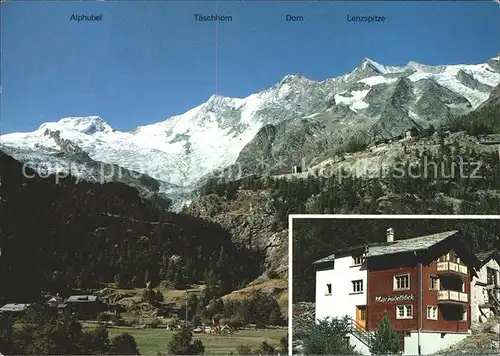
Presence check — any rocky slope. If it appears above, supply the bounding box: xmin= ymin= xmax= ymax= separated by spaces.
xmin=233 ymin=61 xmax=500 ymax=176
xmin=183 ymin=190 xmax=288 ymax=278
xmin=437 ymin=317 xmax=500 ymax=354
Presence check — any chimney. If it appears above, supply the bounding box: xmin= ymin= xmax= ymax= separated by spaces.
xmin=386 ymin=228 xmax=395 ymax=243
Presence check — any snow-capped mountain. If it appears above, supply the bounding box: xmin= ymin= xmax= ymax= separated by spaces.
xmin=1 ymin=55 xmax=499 ymax=209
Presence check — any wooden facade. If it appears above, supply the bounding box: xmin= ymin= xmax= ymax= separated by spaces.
xmin=365 ymin=234 xmax=477 ymax=334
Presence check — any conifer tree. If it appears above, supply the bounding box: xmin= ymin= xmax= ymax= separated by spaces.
xmin=370 ymin=311 xmax=400 ymax=355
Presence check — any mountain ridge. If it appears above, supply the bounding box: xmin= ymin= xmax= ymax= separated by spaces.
xmin=1 ymin=55 xmax=499 ymax=209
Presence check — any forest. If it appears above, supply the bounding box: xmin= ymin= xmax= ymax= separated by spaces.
xmin=199 ymin=143 xmax=500 ymax=224
xmin=0 ymin=152 xmax=263 ymax=303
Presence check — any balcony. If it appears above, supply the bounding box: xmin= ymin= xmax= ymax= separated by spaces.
xmin=436 ymin=261 xmax=468 ymax=276
xmin=437 ymin=290 xmax=468 ymax=305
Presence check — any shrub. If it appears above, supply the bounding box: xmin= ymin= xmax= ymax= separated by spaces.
xmin=254 ymin=341 xmax=276 ymax=355
xmin=191 ymin=315 xmax=202 ymax=328
xmin=109 ymin=332 xmax=140 ymax=355
xmin=228 ymin=316 xmax=244 ymax=328
xmin=255 ymin=321 xmax=267 ymax=329
xmin=111 ymin=313 xmax=126 ymax=326
xmin=168 ymin=317 xmax=179 ymax=327
xmin=236 ymin=344 xmax=252 ymax=355
xmin=149 ymin=318 xmax=160 ymax=328
xmin=97 ymin=312 xmax=109 ymax=323
xmin=167 ymin=328 xmax=204 ymax=355
xmin=300 ymin=316 xmax=356 ymax=355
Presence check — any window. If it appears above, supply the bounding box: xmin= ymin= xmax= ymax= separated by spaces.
xmin=427 ymin=306 xmax=438 ymax=320
xmin=352 ymin=280 xmax=363 ymax=293
xmin=394 ymin=274 xmax=410 ymax=290
xmin=396 ymin=305 xmax=413 ymax=319
xmin=360 ymin=308 xmax=367 ymax=321
xmin=325 ymin=283 xmax=332 ymax=296
xmin=352 ymin=255 xmax=363 ymax=266
xmin=429 ymin=276 xmax=440 ymax=291
xmin=487 ymin=267 xmax=498 ymax=286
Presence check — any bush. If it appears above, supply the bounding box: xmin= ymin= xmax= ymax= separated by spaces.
xmin=97 ymin=312 xmax=110 ymax=323
xmin=167 ymin=328 xmax=205 ymax=355
xmin=300 ymin=316 xmax=356 ymax=355
xmin=228 ymin=316 xmax=244 ymax=328
xmin=191 ymin=315 xmax=202 ymax=328
xmin=111 ymin=313 xmax=126 ymax=326
xmin=109 ymin=332 xmax=140 ymax=355
xmin=236 ymin=344 xmax=252 ymax=355
xmin=149 ymin=318 xmax=161 ymax=328
xmin=254 ymin=341 xmax=276 ymax=355
xmin=168 ymin=318 xmax=179 ymax=327
xmin=255 ymin=321 xmax=267 ymax=329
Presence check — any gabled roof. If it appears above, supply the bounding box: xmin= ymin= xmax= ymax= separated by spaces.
xmin=67 ymin=295 xmax=98 ymax=303
xmin=0 ymin=303 xmax=30 ymax=312
xmin=366 ymin=230 xmax=458 ymax=257
xmin=313 ymin=242 xmax=380 ymax=264
xmin=313 ymin=253 xmax=335 ymax=265
xmin=314 ymin=230 xmax=463 ymax=265
xmin=476 ymin=250 xmax=500 ymax=267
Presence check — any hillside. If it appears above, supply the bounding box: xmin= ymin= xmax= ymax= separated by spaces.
xmin=0 ymin=151 xmax=262 ymax=304
xmin=189 ymin=84 xmax=500 ymax=273
xmin=2 ymin=57 xmax=500 ymax=302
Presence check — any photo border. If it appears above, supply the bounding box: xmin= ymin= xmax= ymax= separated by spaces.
xmin=287 ymin=214 xmax=500 ymax=355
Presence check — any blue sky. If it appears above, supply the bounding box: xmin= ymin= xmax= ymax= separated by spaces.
xmin=2 ymin=1 xmax=499 ymax=133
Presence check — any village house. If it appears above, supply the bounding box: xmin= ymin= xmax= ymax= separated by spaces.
xmin=65 ymin=295 xmax=106 ymax=318
xmin=314 ymin=228 xmax=482 ymax=355
xmin=471 ymin=250 xmax=500 ymax=323
xmin=0 ymin=303 xmax=31 ymax=315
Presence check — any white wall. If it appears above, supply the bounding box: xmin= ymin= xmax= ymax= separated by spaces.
xmin=347 ymin=334 xmax=371 ymax=355
xmin=347 ymin=332 xmax=468 ymax=356
xmin=315 ymin=255 xmax=367 ymax=322
xmin=403 ymin=331 xmax=469 ymax=355
xmin=471 ymin=258 xmax=500 ymax=323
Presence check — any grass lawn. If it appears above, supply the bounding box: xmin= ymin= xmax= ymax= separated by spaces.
xmin=84 ymin=324 xmax=286 ymax=355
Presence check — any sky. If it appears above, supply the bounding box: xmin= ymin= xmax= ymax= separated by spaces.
xmin=1 ymin=1 xmax=500 ymax=134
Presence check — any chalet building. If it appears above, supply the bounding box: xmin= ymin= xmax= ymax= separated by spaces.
xmin=314 ymin=228 xmax=481 ymax=355
xmin=65 ymin=295 xmax=105 ymax=318
xmin=0 ymin=303 xmax=31 ymax=315
xmin=471 ymin=250 xmax=500 ymax=323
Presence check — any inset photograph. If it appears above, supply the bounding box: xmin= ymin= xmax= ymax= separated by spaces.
xmin=292 ymin=216 xmax=500 ymax=355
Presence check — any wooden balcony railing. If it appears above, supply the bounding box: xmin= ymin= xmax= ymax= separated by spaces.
xmin=437 ymin=290 xmax=468 ymax=304
xmin=437 ymin=261 xmax=468 ymax=276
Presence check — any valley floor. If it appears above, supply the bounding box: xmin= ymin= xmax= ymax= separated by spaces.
xmin=83 ymin=323 xmax=286 ymax=355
